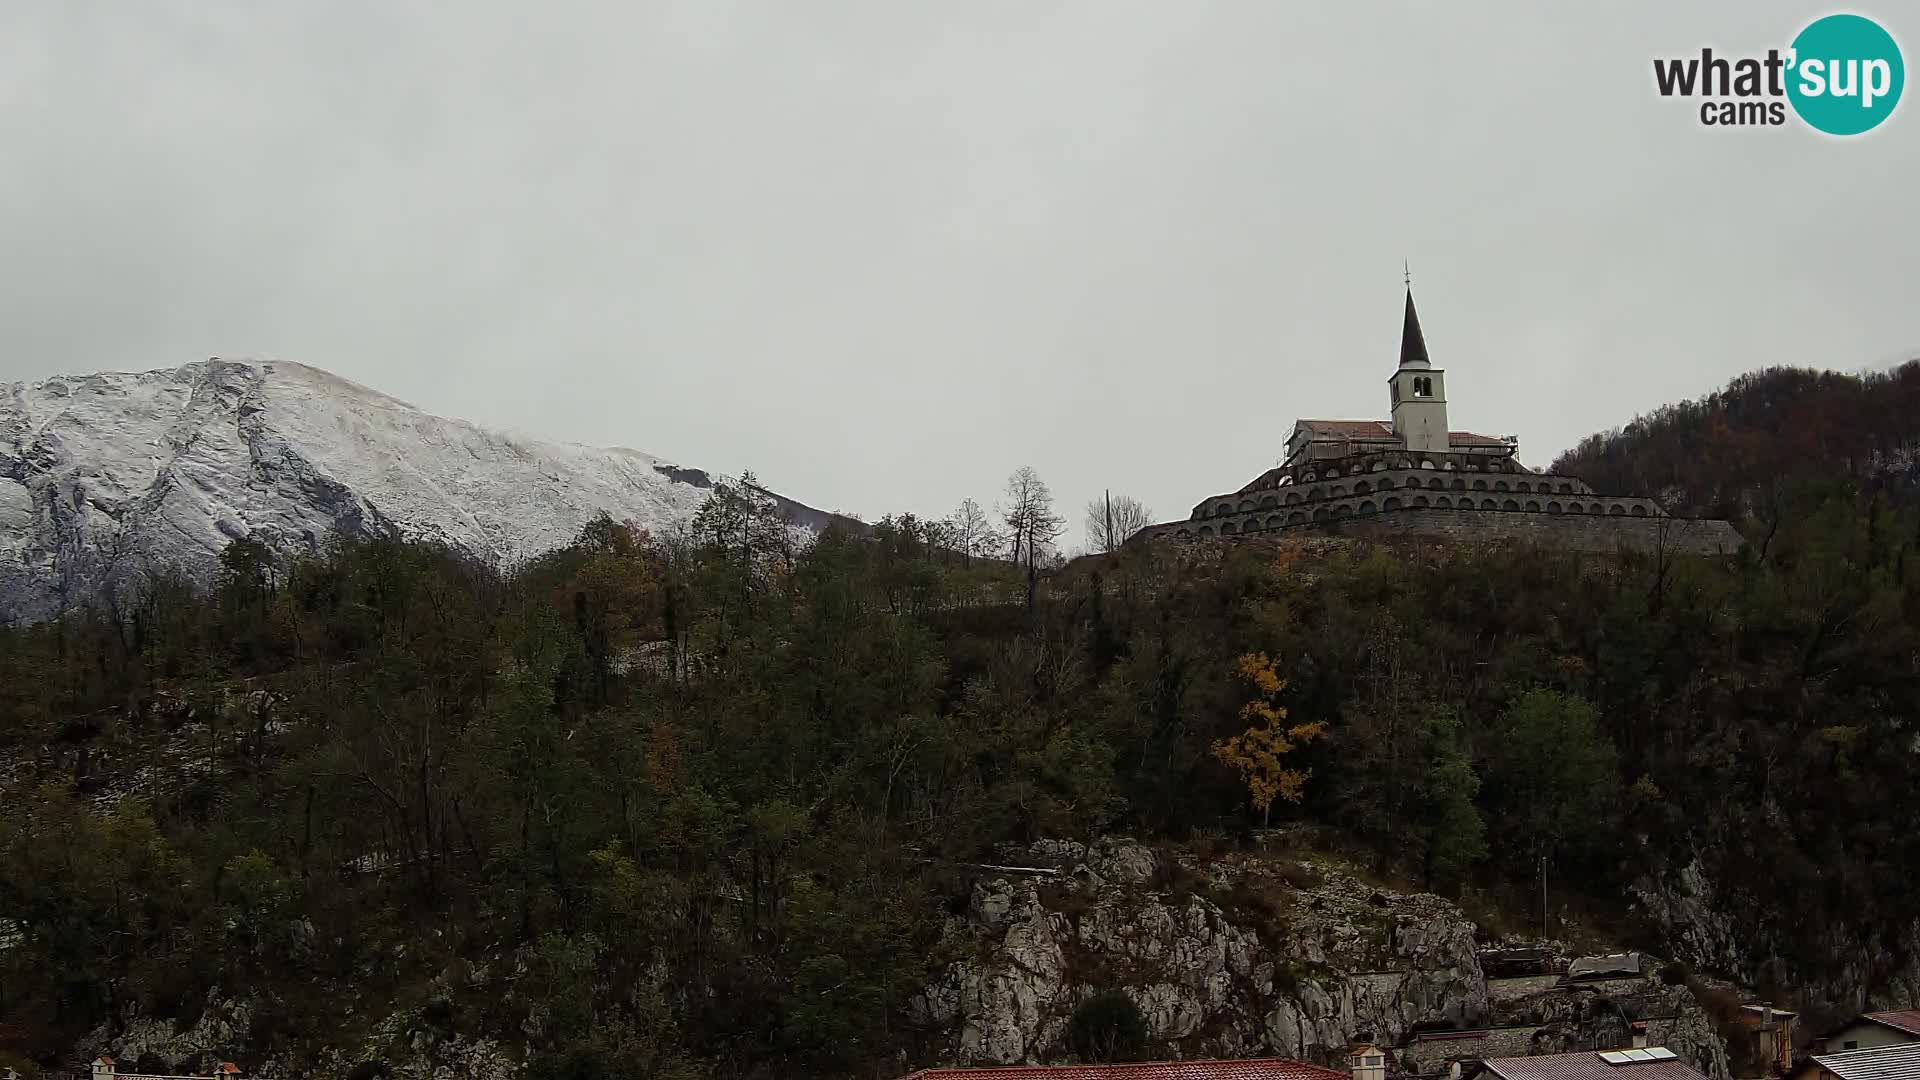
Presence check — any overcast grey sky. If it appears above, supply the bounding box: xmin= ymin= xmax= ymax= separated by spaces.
xmin=4 ymin=2 xmax=1916 ymax=543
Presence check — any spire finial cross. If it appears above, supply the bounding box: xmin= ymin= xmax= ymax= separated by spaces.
xmin=1404 ymin=260 xmax=1411 ymax=288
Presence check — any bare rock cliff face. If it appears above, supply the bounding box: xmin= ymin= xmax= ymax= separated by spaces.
xmin=80 ymin=998 xmax=520 ymax=1080
xmin=915 ymin=840 xmax=1739 ymax=1079
xmin=1633 ymin=854 xmax=1920 ymax=1018
xmin=914 ymin=840 xmax=1490 ymax=1067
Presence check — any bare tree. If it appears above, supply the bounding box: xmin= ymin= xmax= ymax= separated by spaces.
xmin=1002 ymin=466 xmax=1065 ymax=610
xmin=946 ymin=497 xmax=999 ymax=565
xmin=1084 ymin=491 xmax=1154 ymax=553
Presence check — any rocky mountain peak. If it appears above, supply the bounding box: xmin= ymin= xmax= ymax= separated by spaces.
xmin=1 ymin=358 xmax=829 ymax=623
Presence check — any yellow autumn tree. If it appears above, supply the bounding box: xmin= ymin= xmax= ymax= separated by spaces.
xmin=1211 ymin=652 xmax=1328 ymax=825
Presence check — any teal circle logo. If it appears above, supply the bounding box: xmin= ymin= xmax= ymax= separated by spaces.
xmin=1787 ymin=14 xmax=1904 ymax=135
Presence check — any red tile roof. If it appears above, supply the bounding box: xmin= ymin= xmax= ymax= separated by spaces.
xmin=1868 ymin=1011 xmax=1920 ymax=1037
xmin=1293 ymin=420 xmax=1509 ymax=447
xmin=1297 ymin=420 xmax=1397 ymax=439
xmin=899 ymin=1059 xmax=1352 ymax=1080
xmin=1481 ymin=1051 xmax=1707 ymax=1080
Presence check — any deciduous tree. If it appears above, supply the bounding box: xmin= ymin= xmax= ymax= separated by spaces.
xmin=1084 ymin=492 xmax=1153 ymax=553
xmin=945 ymin=497 xmax=999 ymax=565
xmin=1210 ymin=653 xmax=1327 ymax=825
xmin=1001 ymin=466 xmax=1064 ymax=610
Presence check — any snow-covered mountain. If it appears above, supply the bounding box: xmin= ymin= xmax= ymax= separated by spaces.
xmin=1 ymin=358 xmax=840 ymax=623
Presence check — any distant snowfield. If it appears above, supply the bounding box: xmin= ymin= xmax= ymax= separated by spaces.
xmin=0 ymin=357 xmax=798 ymax=623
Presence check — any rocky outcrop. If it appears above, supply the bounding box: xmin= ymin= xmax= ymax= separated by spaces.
xmin=80 ymin=996 xmax=255 ymax=1075
xmin=79 ymin=991 xmax=519 ymax=1080
xmin=915 ymin=840 xmax=1735 ymax=1079
xmin=1633 ymin=854 xmax=1920 ymax=1021
xmin=1629 ymin=859 xmax=1747 ymax=988
xmin=914 ymin=840 xmax=1490 ymax=1067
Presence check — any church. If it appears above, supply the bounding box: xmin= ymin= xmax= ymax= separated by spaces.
xmin=1129 ymin=289 xmax=1742 ymax=554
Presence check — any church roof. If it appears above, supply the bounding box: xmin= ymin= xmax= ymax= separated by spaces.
xmin=1400 ymin=288 xmax=1432 ymax=370
xmin=1292 ymin=419 xmax=1508 ymax=447
xmin=1448 ymin=431 xmax=1512 ymax=447
xmin=1297 ymin=419 xmax=1398 ymax=440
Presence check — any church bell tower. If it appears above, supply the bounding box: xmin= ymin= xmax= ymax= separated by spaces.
xmin=1388 ymin=286 xmax=1449 ymax=453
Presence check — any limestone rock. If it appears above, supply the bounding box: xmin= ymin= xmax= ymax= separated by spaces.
xmin=1633 ymin=852 xmax=1920 ymax=1018
xmin=916 ymin=841 xmax=1739 ymax=1077
xmin=916 ymin=842 xmax=1494 ymax=1067
xmin=81 ymin=996 xmax=251 ymax=1073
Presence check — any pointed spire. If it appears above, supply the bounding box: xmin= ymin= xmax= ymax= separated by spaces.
xmin=1398 ymin=286 xmax=1431 ymax=370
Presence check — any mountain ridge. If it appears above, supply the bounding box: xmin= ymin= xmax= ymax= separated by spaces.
xmin=0 ymin=357 xmax=843 ymax=623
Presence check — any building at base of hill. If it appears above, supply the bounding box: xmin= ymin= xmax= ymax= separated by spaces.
xmin=896 ymin=1055 xmax=1356 ymax=1080
xmin=1811 ymin=1010 xmax=1920 ymax=1056
xmin=1790 ymin=1041 xmax=1920 ymax=1080
xmin=1461 ymin=1048 xmax=1709 ymax=1080
xmin=1129 ymin=289 xmax=1742 ymax=557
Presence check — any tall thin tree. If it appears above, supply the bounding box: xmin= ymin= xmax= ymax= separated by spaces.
xmin=1084 ymin=492 xmax=1153 ymax=553
xmin=1002 ymin=467 xmax=1064 ymax=610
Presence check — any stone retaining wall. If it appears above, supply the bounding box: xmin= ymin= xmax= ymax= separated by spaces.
xmin=1400 ymin=1027 xmax=1549 ymax=1074
xmin=1488 ymin=975 xmax=1566 ymax=1004
xmin=1315 ymin=508 xmax=1743 ymax=555
xmin=1167 ymin=476 xmax=1661 ymax=540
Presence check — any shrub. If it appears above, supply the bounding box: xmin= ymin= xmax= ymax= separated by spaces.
xmin=1222 ymin=880 xmax=1292 ymax=938
xmin=1038 ymin=882 xmax=1095 ymax=921
xmin=1068 ymin=990 xmax=1150 ymax=1063
xmin=1149 ymin=848 xmax=1202 ymax=898
xmin=421 ymin=994 xmax=457 ymax=1036
xmin=1274 ymin=860 xmax=1325 ymax=891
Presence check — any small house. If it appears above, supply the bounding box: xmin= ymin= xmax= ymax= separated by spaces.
xmin=1814 ymin=1011 xmax=1920 ymax=1055
xmin=1464 ymin=1048 xmax=1708 ymax=1080
xmin=1790 ymin=1041 xmax=1920 ymax=1080
xmin=1733 ymin=1005 xmax=1798 ymax=1076
xmin=896 ymin=1057 xmax=1358 ymax=1080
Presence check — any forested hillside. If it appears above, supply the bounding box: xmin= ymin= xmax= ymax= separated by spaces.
xmin=1553 ymin=360 xmax=1920 ymax=523
xmin=4 ymin=366 xmax=1920 ymax=1079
